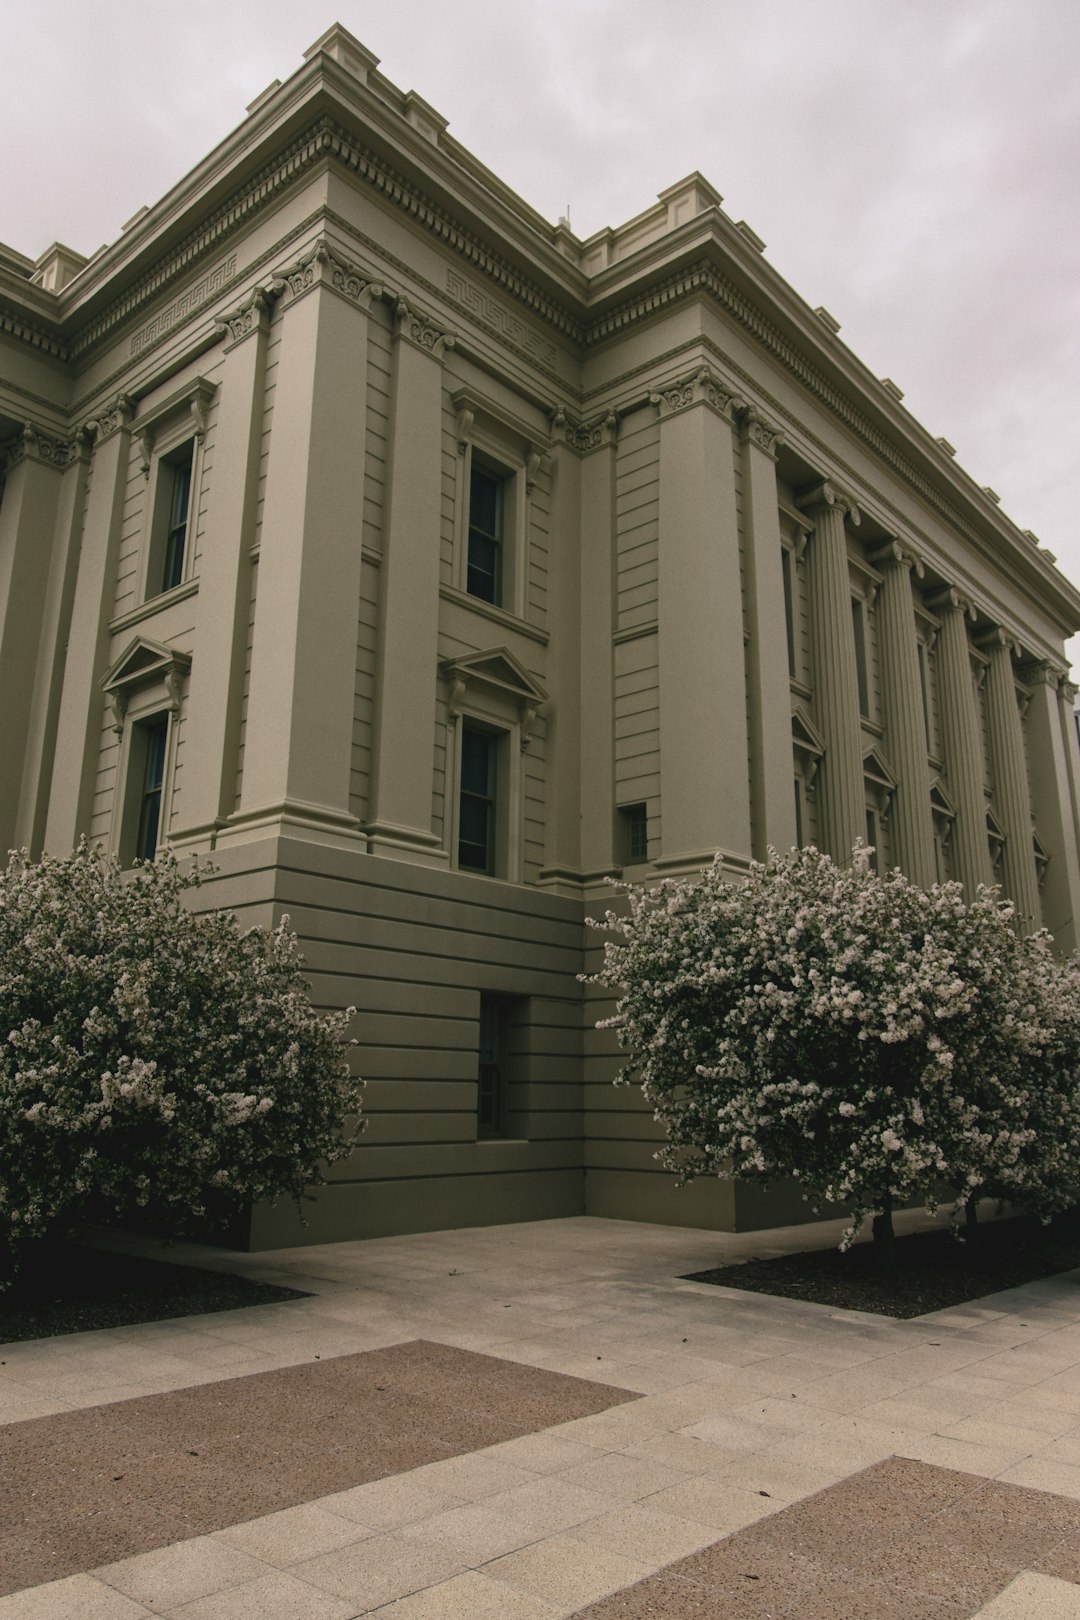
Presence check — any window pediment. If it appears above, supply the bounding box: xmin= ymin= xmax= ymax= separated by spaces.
xmin=863 ymin=746 xmax=897 ymax=821
xmin=791 ymin=705 xmax=825 ymax=791
xmin=442 ymin=647 xmax=547 ymax=746
xmin=101 ymin=636 xmax=190 ymax=732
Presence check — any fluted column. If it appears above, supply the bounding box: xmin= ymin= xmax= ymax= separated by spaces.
xmin=654 ymin=369 xmax=751 ymax=869
xmin=796 ymin=480 xmax=864 ymax=864
xmin=45 ymin=395 xmax=134 ymax=852
xmin=980 ymin=628 xmax=1040 ymax=930
xmin=931 ymin=589 xmax=992 ymax=894
xmin=1024 ymin=662 xmax=1080 ymax=950
xmin=741 ymin=408 xmax=797 ymax=858
xmin=872 ymin=541 xmax=936 ymax=886
xmin=230 ymin=242 xmax=375 ymax=849
xmin=365 ymin=297 xmax=454 ymax=865
xmin=1058 ymin=678 xmax=1080 ymax=878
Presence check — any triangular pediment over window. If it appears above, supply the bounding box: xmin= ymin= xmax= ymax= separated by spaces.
xmin=929 ymin=778 xmax=956 ymax=821
xmin=791 ymin=706 xmax=826 ymax=762
xmin=441 ymin=647 xmax=548 ymax=712
xmin=863 ymin=746 xmax=897 ymax=821
xmin=100 ymin=636 xmax=191 ymax=732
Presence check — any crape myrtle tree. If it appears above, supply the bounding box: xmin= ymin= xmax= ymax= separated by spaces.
xmin=588 ymin=845 xmax=1080 ymax=1266
xmin=0 ymin=842 xmax=363 ymax=1289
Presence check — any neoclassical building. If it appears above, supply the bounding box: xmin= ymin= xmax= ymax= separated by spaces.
xmin=3 ymin=26 xmax=1080 ymax=1243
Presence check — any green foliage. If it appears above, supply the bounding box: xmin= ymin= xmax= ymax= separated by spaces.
xmin=589 ymin=846 xmax=1080 ymax=1246
xmin=0 ymin=842 xmax=363 ymax=1286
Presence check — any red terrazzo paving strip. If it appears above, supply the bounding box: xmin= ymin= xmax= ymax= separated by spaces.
xmin=570 ymin=1456 xmax=1080 ymax=1618
xmin=0 ymin=1337 xmax=636 ymax=1597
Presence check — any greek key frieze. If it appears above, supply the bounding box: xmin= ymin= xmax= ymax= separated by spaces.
xmin=445 ymin=269 xmax=557 ymax=366
xmin=130 ymin=256 xmax=237 ymax=356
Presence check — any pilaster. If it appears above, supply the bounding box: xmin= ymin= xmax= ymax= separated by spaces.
xmin=980 ymin=627 xmax=1040 ymax=930
xmin=654 ymin=368 xmax=751 ymax=868
xmin=0 ymin=426 xmax=69 ymax=851
xmin=172 ymin=289 xmax=272 ymax=850
xmin=871 ymin=540 xmax=936 ymax=887
xmin=931 ymin=588 xmax=992 ymax=894
xmin=575 ymin=412 xmax=619 ymax=884
xmin=1023 ymin=662 xmax=1080 ymax=950
xmin=740 ymin=407 xmax=796 ymax=858
xmin=44 ymin=395 xmax=134 ymax=852
xmin=796 ymin=480 xmax=864 ymax=864
xmin=226 ymin=242 xmax=378 ymax=849
xmin=365 ymin=296 xmax=455 ymax=865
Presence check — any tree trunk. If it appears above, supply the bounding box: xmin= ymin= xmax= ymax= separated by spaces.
xmin=872 ymin=1192 xmax=896 ymax=1270
xmin=965 ymin=1196 xmax=979 ymax=1240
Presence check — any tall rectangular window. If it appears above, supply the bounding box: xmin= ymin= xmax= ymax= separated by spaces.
xmin=160 ymin=445 xmax=193 ymax=594
xmin=477 ymin=994 xmax=505 ymax=1135
xmin=618 ymin=803 xmax=649 ymax=863
xmin=467 ymin=465 xmax=503 ymax=604
xmin=781 ymin=546 xmax=797 ymax=679
xmin=917 ymin=639 xmax=932 ymax=752
xmin=459 ymin=726 xmax=496 ymax=872
xmin=136 ymin=716 xmax=168 ymax=862
xmin=851 ymin=596 xmax=870 ymax=719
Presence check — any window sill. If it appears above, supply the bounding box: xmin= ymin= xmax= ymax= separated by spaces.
xmin=110 ymin=577 xmax=199 ymax=635
xmin=440 ymin=584 xmax=548 ymax=646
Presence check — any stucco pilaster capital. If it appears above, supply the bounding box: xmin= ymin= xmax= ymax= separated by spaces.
xmin=739 ymin=403 xmax=784 ymax=457
xmin=393 ymin=297 xmax=455 ymax=359
xmin=650 ymin=366 xmax=744 ymax=423
xmin=976 ymin=625 xmax=1021 ymax=661
xmin=1023 ymin=660 xmax=1067 ymax=691
xmin=84 ymin=393 xmax=134 ymax=444
xmin=1060 ymin=679 xmax=1079 ymax=706
xmin=550 ymin=407 xmax=618 ymax=455
xmin=215 ymin=286 xmax=274 ymax=349
xmin=269 ymin=238 xmax=385 ymax=315
xmin=794 ymin=479 xmax=861 ymax=528
xmin=2 ymin=421 xmax=83 ymax=473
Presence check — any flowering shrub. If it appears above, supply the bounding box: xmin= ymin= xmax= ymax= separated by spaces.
xmin=1 ymin=842 xmax=363 ymax=1287
xmin=588 ymin=845 xmax=1080 ymax=1256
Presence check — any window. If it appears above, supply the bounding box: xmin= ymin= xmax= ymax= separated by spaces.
xmin=618 ymin=803 xmax=649 ymax=863
xmin=793 ymin=776 xmax=804 ymax=848
xmin=781 ymin=546 xmax=797 ymax=679
xmin=917 ymin=639 xmax=932 ymax=752
xmin=467 ymin=464 xmax=504 ymax=604
xmin=135 ymin=716 xmax=169 ymax=861
xmin=865 ymin=808 xmax=880 ymax=873
xmin=160 ymin=446 xmax=193 ymax=593
xmin=458 ymin=725 xmax=497 ymax=872
xmin=851 ymin=596 xmax=870 ymax=718
xmin=477 ymin=994 xmax=506 ymax=1135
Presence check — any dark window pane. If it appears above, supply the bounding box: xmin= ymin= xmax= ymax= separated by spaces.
xmin=466 ymin=532 xmax=498 ymax=603
xmin=467 ymin=466 xmax=502 ymax=604
xmin=459 ymin=728 xmax=495 ymax=872
xmin=136 ymin=719 xmax=168 ymax=862
xmin=162 ymin=450 xmax=193 ymax=592
xmin=461 ymin=729 xmax=493 ymax=794
xmin=469 ymin=467 xmax=500 ymax=537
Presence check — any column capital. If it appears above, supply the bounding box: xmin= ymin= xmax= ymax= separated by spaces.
xmin=1061 ymin=679 xmax=1079 ymax=706
xmin=795 ymin=479 xmax=861 ymax=526
xmin=215 ymin=285 xmax=274 ymax=349
xmin=1023 ymin=659 xmax=1068 ymax=690
xmin=393 ymin=297 xmax=455 ymax=359
xmin=928 ymin=585 xmax=977 ymax=620
xmin=650 ymin=366 xmax=744 ymax=423
xmin=976 ymin=625 xmax=1021 ymax=660
xmin=870 ymin=537 xmax=924 ymax=577
xmin=270 ymin=238 xmax=385 ymax=314
xmin=739 ymin=404 xmax=784 ymax=458
xmin=2 ymin=421 xmax=86 ymax=473
xmin=551 ymin=407 xmax=619 ymax=455
xmin=85 ymin=393 xmax=134 ymax=444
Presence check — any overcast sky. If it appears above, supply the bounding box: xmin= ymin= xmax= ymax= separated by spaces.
xmin=6 ymin=0 xmax=1079 ymax=666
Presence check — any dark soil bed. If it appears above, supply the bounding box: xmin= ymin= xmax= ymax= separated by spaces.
xmin=0 ymin=1240 xmax=310 ymax=1344
xmin=682 ymin=1207 xmax=1080 ymax=1319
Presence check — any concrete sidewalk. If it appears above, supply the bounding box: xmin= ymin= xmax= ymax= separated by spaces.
xmin=5 ymin=1211 xmax=1080 ymax=1617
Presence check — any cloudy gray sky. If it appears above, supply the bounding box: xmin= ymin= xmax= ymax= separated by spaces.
xmin=6 ymin=0 xmax=1079 ymax=663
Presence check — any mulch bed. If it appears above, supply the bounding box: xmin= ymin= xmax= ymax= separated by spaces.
xmin=682 ymin=1208 xmax=1080 ymax=1318
xmin=0 ymin=1239 xmax=310 ymax=1344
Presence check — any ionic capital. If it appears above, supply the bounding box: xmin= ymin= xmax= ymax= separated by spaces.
xmin=870 ymin=538 xmax=924 ymax=578
xmin=215 ymin=286 xmax=273 ymax=348
xmin=976 ymin=625 xmax=1020 ymax=660
xmin=1023 ymin=659 xmax=1068 ymax=691
xmin=393 ymin=297 xmax=454 ymax=359
xmin=794 ymin=479 xmax=861 ymax=527
xmin=928 ymin=586 xmax=977 ymax=621
xmin=650 ymin=366 xmax=744 ymax=423
xmin=739 ymin=404 xmax=783 ymax=457
xmin=551 ymin=407 xmax=619 ymax=455
xmin=85 ymin=393 xmax=134 ymax=444
xmin=2 ymin=421 xmax=83 ymax=473
xmin=270 ymin=239 xmax=384 ymax=314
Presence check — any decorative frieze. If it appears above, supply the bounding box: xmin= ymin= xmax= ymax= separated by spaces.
xmin=445 ymin=268 xmax=558 ymax=366
xmin=129 ymin=256 xmax=237 ymax=356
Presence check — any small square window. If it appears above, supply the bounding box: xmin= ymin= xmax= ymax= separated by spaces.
xmin=618 ymin=803 xmax=649 ymax=863
xmin=459 ymin=726 xmax=497 ymax=872
xmin=467 ymin=465 xmax=504 ymax=604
